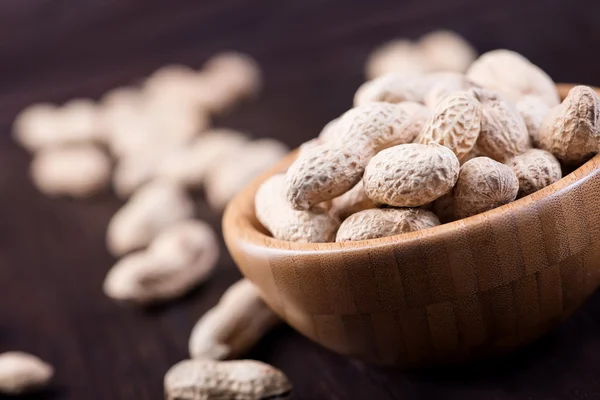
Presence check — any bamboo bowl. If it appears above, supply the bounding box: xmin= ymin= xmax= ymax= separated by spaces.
xmin=223 ymin=84 xmax=600 ymax=367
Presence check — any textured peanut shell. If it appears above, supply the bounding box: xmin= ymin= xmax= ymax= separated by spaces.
xmin=329 ymin=180 xmax=376 ymax=220
xmin=418 ymin=30 xmax=477 ymax=73
xmin=103 ymin=220 xmax=219 ymax=304
xmin=432 ymin=193 xmax=457 ymax=224
xmin=470 ymin=87 xmax=531 ymax=161
xmin=188 ymin=279 xmax=280 ymax=360
xmin=286 ymin=102 xmax=429 ymax=210
xmin=418 ymin=91 xmax=482 ymax=160
xmin=165 ymin=358 xmax=291 ymax=400
xmin=363 ymin=142 xmax=460 ymax=207
xmin=453 ymin=157 xmax=519 ymax=219
xmin=466 ymin=49 xmax=560 ymax=107
xmin=336 ymin=208 xmax=440 ymax=242
xmin=0 ymin=352 xmax=53 ymax=395
xmin=507 ymin=148 xmax=562 ymax=197
xmin=354 ymin=73 xmax=429 ymax=105
xmin=256 ymin=175 xmax=339 ymax=242
xmin=516 ymin=95 xmax=551 ymax=148
xmin=537 ymin=85 xmax=600 ymax=164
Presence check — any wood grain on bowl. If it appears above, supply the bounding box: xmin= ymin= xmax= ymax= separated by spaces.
xmin=223 ymin=84 xmax=600 ymax=367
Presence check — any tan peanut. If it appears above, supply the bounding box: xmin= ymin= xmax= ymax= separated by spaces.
xmin=516 ymin=95 xmax=551 ymax=148
xmin=417 ymin=91 xmax=482 ymax=161
xmin=30 ymin=144 xmax=111 ymax=198
xmin=12 ymin=103 xmax=61 ymax=152
xmin=418 ymin=30 xmax=477 ymax=73
xmin=165 ymin=358 xmax=291 ymax=400
xmin=317 ymin=118 xmax=340 ymax=142
xmin=204 ymin=139 xmax=288 ymax=212
xmin=286 ymin=102 xmax=431 ymax=210
xmin=537 ymin=85 xmax=600 ymax=164
xmin=203 ymin=52 xmax=262 ymax=105
xmin=507 ymin=148 xmax=562 ymax=197
xmin=0 ymin=352 xmax=53 ymax=395
xmin=363 ymin=142 xmax=460 ymax=207
xmin=336 ymin=208 xmax=440 ymax=242
xmin=256 ymin=174 xmax=339 ymax=242
xmin=469 ymin=87 xmax=530 ymax=161
xmin=365 ymin=40 xmax=428 ymax=79
xmin=330 ymin=180 xmax=376 ymax=220
xmin=466 ymin=49 xmax=560 ymax=107
xmin=106 ymin=181 xmax=194 ymax=256
xmin=453 ymin=157 xmax=519 ymax=219
xmin=432 ymin=193 xmax=457 ymax=224
xmin=189 ymin=279 xmax=280 ymax=360
xmin=104 ymin=220 xmax=218 ymax=304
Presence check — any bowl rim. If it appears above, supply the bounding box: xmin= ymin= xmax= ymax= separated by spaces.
xmin=223 ymin=83 xmax=600 ymax=253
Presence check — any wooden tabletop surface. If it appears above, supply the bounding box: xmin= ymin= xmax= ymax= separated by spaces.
xmin=2 ymin=0 xmax=600 ymax=399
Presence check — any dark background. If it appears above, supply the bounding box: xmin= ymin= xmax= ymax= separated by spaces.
xmin=2 ymin=0 xmax=600 ymax=399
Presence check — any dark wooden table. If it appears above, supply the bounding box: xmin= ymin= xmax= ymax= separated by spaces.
xmin=2 ymin=0 xmax=600 ymax=399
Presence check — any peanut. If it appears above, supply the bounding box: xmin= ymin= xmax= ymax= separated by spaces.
xmin=365 ymin=40 xmax=428 ymax=79
xmin=423 ymin=73 xmax=475 ymax=108
xmin=537 ymin=85 xmax=600 ymax=164
xmin=0 ymin=352 xmax=53 ymax=395
xmin=30 ymin=144 xmax=111 ymax=197
xmin=189 ymin=279 xmax=280 ymax=360
xmin=255 ymin=174 xmax=339 ymax=242
xmin=363 ymin=142 xmax=460 ymax=207
xmin=453 ymin=157 xmax=519 ymax=219
xmin=516 ymin=95 xmax=551 ymax=148
xmin=104 ymin=220 xmax=218 ymax=304
xmin=286 ymin=102 xmax=431 ymax=210
xmin=12 ymin=103 xmax=60 ymax=152
xmin=336 ymin=208 xmax=440 ymax=242
xmin=417 ymin=91 xmax=482 ymax=161
xmin=418 ymin=30 xmax=477 ymax=73
xmin=318 ymin=118 xmax=340 ymax=142
xmin=507 ymin=148 xmax=562 ymax=197
xmin=158 ymin=129 xmax=249 ymax=188
xmin=466 ymin=49 xmax=560 ymax=107
xmin=330 ymin=180 xmax=376 ymax=220
xmin=165 ymin=358 xmax=291 ymax=400
xmin=432 ymin=193 xmax=457 ymax=223
xmin=204 ymin=139 xmax=288 ymax=212
xmin=106 ymin=180 xmax=194 ymax=256
xmin=203 ymin=52 xmax=262 ymax=105
xmin=469 ymin=87 xmax=530 ymax=161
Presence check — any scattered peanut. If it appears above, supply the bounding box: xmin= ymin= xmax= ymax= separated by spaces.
xmin=30 ymin=144 xmax=111 ymax=197
xmin=453 ymin=157 xmax=519 ymax=219
xmin=106 ymin=181 xmax=195 ymax=256
xmin=12 ymin=103 xmax=61 ymax=152
xmin=104 ymin=220 xmax=218 ymax=304
xmin=469 ymin=87 xmax=531 ymax=161
xmin=157 ymin=129 xmax=249 ymax=188
xmin=0 ymin=352 xmax=53 ymax=395
xmin=204 ymin=139 xmax=288 ymax=212
xmin=330 ymin=180 xmax=376 ymax=220
xmin=203 ymin=52 xmax=262 ymax=105
xmin=256 ymin=174 xmax=339 ymax=242
xmin=286 ymin=102 xmax=430 ymax=210
xmin=363 ymin=142 xmax=460 ymax=207
xmin=507 ymin=148 xmax=562 ymax=197
xmin=466 ymin=49 xmax=560 ymax=107
xmin=165 ymin=358 xmax=291 ymax=400
xmin=189 ymin=279 xmax=280 ymax=360
xmin=418 ymin=30 xmax=477 ymax=73
xmin=538 ymin=85 xmax=600 ymax=164
xmin=516 ymin=95 xmax=551 ymax=148
xmin=417 ymin=91 xmax=482 ymax=161
xmin=336 ymin=208 xmax=440 ymax=242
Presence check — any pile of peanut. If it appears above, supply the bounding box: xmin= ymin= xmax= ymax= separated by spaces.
xmin=256 ymin=42 xmax=600 ymax=244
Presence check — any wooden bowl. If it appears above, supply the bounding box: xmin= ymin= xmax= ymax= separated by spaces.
xmin=223 ymin=84 xmax=600 ymax=367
